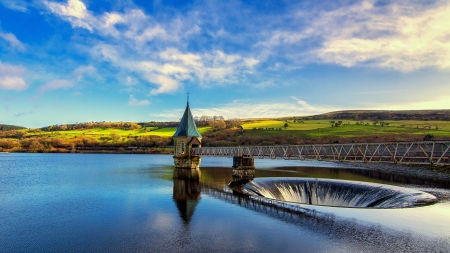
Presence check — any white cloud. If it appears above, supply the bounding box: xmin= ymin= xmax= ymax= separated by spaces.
xmin=39 ymin=79 xmax=74 ymax=92
xmin=159 ymin=48 xmax=202 ymax=67
xmin=128 ymin=95 xmax=150 ymax=106
xmin=72 ymin=65 xmax=97 ymax=80
xmin=0 ymin=32 xmax=26 ymax=51
xmin=0 ymin=0 xmax=28 ymax=12
xmin=315 ymin=1 xmax=450 ymax=71
xmin=0 ymin=61 xmax=27 ymax=90
xmin=155 ymin=94 xmax=450 ymax=121
xmin=0 ymin=76 xmax=27 ymax=91
xmin=40 ymin=0 xmax=450 ymax=101
xmin=148 ymin=74 xmax=180 ymax=95
xmin=154 ymin=98 xmax=340 ymax=120
xmin=290 ymin=96 xmax=314 ymax=110
xmin=261 ymin=0 xmax=450 ymax=72
xmin=0 ymin=61 xmax=26 ymax=76
xmin=45 ymin=0 xmax=261 ymax=94
xmin=44 ymin=0 xmax=92 ymax=30
xmin=125 ymin=76 xmax=138 ymax=86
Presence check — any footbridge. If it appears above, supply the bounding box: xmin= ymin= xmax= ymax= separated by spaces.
xmin=193 ymin=141 xmax=450 ymax=166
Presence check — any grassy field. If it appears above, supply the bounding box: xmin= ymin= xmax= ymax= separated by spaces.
xmin=9 ymin=119 xmax=450 ymax=144
xmin=23 ymin=126 xmax=211 ymax=139
xmin=242 ymin=119 xmax=450 ymax=131
xmin=241 ymin=119 xmax=450 ymax=141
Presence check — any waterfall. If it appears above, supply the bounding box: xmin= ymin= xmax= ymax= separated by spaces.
xmin=240 ymin=178 xmax=437 ymax=208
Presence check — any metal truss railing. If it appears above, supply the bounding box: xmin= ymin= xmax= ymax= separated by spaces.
xmin=193 ymin=141 xmax=450 ymax=166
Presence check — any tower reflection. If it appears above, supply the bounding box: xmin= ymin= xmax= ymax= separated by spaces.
xmin=173 ymin=168 xmax=201 ymax=224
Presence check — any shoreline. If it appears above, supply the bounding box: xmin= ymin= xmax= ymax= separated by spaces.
xmin=0 ymin=148 xmax=174 ymax=155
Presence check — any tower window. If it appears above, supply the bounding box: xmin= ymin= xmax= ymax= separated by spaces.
xmin=181 ymin=142 xmax=185 ymax=154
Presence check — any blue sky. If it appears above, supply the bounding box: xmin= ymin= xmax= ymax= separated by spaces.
xmin=1 ymin=0 xmax=449 ymax=127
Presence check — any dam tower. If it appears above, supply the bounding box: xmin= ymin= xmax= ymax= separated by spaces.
xmin=172 ymin=97 xmax=202 ymax=171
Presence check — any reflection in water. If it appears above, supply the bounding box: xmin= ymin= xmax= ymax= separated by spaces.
xmin=173 ymin=168 xmax=201 ymax=224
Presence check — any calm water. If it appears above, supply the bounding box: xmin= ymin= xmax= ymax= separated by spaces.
xmin=1 ymin=153 xmax=450 ymax=252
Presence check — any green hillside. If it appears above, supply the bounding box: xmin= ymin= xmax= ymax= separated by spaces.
xmin=1 ymin=110 xmax=449 ymax=153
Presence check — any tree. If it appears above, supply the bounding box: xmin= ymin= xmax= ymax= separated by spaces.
xmin=423 ymin=134 xmax=434 ymax=141
xmin=29 ymin=140 xmax=44 ymax=152
xmin=209 ymin=120 xmax=226 ymax=130
xmin=110 ymin=133 xmax=120 ymax=143
xmin=284 ymin=123 xmax=289 ymax=129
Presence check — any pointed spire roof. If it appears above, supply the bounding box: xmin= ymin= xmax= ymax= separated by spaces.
xmin=173 ymin=102 xmax=202 ymax=137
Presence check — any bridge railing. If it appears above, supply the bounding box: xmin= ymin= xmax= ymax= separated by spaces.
xmin=193 ymin=141 xmax=450 ymax=166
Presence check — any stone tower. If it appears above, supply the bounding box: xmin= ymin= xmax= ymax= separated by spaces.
xmin=172 ymin=101 xmax=202 ymax=170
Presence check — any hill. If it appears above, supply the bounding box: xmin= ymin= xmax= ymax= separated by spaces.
xmin=302 ymin=109 xmax=450 ymax=120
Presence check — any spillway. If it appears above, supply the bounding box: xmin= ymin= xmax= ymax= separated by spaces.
xmin=235 ymin=178 xmax=438 ymax=208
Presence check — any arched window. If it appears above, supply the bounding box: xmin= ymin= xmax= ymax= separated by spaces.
xmin=181 ymin=142 xmax=185 ymax=154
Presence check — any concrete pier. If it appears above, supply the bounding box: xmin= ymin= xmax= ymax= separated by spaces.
xmin=232 ymin=156 xmax=255 ymax=181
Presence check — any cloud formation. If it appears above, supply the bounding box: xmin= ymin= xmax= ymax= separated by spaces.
xmin=72 ymin=65 xmax=97 ymax=81
xmin=128 ymin=95 xmax=150 ymax=106
xmin=44 ymin=0 xmax=92 ymax=30
xmin=316 ymin=1 xmax=450 ymax=71
xmin=154 ymin=98 xmax=340 ymax=120
xmin=44 ymin=0 xmax=259 ymax=95
xmin=0 ymin=31 xmax=26 ymax=51
xmin=263 ymin=0 xmax=450 ymax=72
xmin=39 ymin=79 xmax=74 ymax=92
xmin=0 ymin=0 xmax=28 ymax=12
xmin=0 ymin=61 xmax=27 ymax=90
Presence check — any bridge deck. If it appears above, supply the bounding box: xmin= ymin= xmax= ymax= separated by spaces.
xmin=194 ymin=141 xmax=450 ymax=166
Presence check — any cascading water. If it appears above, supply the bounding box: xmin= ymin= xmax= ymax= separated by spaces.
xmin=237 ymin=178 xmax=438 ymax=208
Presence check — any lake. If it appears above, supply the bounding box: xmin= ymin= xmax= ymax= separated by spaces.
xmin=1 ymin=153 xmax=449 ymax=252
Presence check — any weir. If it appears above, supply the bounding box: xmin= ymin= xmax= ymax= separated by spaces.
xmin=233 ymin=177 xmax=438 ymax=208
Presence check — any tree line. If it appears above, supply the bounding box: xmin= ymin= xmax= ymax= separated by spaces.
xmin=0 ymin=135 xmax=172 ymax=153
xmin=0 ymin=124 xmax=26 ymax=131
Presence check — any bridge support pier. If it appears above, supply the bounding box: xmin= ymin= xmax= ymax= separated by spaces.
xmin=232 ymin=156 xmax=255 ymax=181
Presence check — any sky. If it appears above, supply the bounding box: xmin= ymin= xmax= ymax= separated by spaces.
xmin=0 ymin=0 xmax=449 ymax=128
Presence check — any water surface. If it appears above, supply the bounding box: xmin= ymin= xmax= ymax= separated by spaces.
xmin=1 ymin=153 xmax=449 ymax=252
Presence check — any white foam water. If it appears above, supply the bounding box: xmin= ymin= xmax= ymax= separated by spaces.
xmin=241 ymin=178 xmax=438 ymax=208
